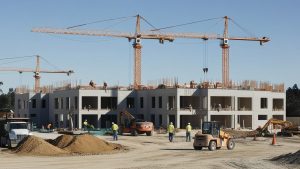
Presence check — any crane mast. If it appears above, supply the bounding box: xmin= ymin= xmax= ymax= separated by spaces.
xmin=34 ymin=55 xmax=41 ymax=93
xmin=133 ymin=15 xmax=142 ymax=89
xmin=221 ymin=16 xmax=230 ymax=87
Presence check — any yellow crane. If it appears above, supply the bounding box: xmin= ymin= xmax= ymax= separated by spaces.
xmin=32 ymin=15 xmax=269 ymax=88
xmin=0 ymin=55 xmax=74 ymax=93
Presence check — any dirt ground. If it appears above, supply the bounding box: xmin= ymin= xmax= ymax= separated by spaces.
xmin=1 ymin=131 xmax=300 ymax=169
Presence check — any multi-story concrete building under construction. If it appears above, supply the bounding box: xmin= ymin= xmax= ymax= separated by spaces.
xmin=14 ymin=81 xmax=285 ymax=130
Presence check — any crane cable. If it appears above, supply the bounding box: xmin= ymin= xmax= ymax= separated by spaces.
xmin=229 ymin=18 xmax=256 ymax=37
xmin=66 ymin=15 xmax=136 ymax=29
xmin=140 ymin=16 xmax=159 ymax=32
xmin=101 ymin=16 xmax=135 ymax=31
xmin=203 ymin=39 xmax=208 ymax=82
xmin=39 ymin=56 xmax=62 ymax=71
xmin=0 ymin=55 xmax=36 ymax=66
xmin=49 ymin=15 xmax=136 ymax=43
xmin=0 ymin=55 xmax=35 ymax=61
xmin=150 ymin=17 xmax=223 ymax=31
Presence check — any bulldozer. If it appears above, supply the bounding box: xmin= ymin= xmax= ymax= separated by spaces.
xmin=118 ymin=110 xmax=153 ymax=136
xmin=193 ymin=121 xmax=235 ymax=151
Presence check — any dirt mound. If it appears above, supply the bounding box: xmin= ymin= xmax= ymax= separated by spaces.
xmin=14 ymin=135 xmax=68 ymax=156
xmin=51 ymin=134 xmax=74 ymax=148
xmin=60 ymin=134 xmax=123 ymax=154
xmin=271 ymin=150 xmax=300 ymax=164
xmin=13 ymin=134 xmax=123 ymax=156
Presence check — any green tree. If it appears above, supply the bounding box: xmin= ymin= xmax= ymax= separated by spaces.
xmin=286 ymin=84 xmax=300 ymax=117
xmin=0 ymin=86 xmax=15 ymax=110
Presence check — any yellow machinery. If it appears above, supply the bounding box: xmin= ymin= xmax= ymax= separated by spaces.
xmin=193 ymin=121 xmax=235 ymax=151
xmin=257 ymin=118 xmax=300 ymax=137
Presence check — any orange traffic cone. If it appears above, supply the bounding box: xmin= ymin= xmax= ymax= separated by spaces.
xmin=271 ymin=133 xmax=276 ymax=145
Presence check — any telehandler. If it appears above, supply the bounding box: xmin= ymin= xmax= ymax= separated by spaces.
xmin=193 ymin=121 xmax=235 ymax=151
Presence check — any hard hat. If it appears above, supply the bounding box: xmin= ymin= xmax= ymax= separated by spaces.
xmin=188 ymin=123 xmax=190 ymax=125
xmin=170 ymin=122 xmax=173 ymax=124
xmin=112 ymin=122 xmax=114 ymax=124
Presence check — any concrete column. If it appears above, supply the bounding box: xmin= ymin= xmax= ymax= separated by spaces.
xmin=79 ymin=114 xmax=82 ymax=129
xmin=232 ymin=96 xmax=235 ymax=111
xmin=176 ymin=114 xmax=180 ymax=128
xmin=231 ymin=114 xmax=235 ymax=129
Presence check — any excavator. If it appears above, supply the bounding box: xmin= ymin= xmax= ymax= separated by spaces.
xmin=118 ymin=111 xmax=154 ymax=136
xmin=256 ymin=118 xmax=300 ymax=137
xmin=193 ymin=121 xmax=235 ymax=151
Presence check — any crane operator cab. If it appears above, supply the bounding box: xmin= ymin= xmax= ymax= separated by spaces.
xmin=193 ymin=121 xmax=235 ymax=151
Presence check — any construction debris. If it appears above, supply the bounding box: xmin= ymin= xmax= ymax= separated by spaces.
xmin=222 ymin=129 xmax=258 ymax=138
xmin=271 ymin=150 xmax=300 ymax=165
xmin=14 ymin=134 xmax=124 ymax=156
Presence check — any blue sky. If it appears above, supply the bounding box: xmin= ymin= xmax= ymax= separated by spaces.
xmin=0 ymin=0 xmax=299 ymax=92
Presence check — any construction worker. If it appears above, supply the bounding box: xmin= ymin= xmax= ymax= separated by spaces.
xmin=89 ymin=80 xmax=95 ymax=88
xmin=103 ymin=81 xmax=107 ymax=92
xmin=186 ymin=122 xmax=192 ymax=142
xmin=47 ymin=123 xmax=52 ymax=132
xmin=168 ymin=122 xmax=175 ymax=142
xmin=83 ymin=119 xmax=88 ymax=131
xmin=111 ymin=122 xmax=119 ymax=141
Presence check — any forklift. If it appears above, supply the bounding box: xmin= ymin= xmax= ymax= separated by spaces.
xmin=193 ymin=121 xmax=235 ymax=151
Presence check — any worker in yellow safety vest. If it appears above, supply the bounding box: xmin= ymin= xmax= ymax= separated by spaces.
xmin=111 ymin=122 xmax=119 ymax=141
xmin=186 ymin=123 xmax=192 ymax=142
xmin=168 ymin=122 xmax=175 ymax=142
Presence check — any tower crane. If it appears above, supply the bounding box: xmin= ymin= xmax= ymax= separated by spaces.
xmin=0 ymin=55 xmax=74 ymax=93
xmin=32 ymin=15 xmax=269 ymax=89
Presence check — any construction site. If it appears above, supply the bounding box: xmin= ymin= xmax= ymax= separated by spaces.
xmin=1 ymin=1 xmax=300 ymax=168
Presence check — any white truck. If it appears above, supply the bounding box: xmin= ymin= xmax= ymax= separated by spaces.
xmin=0 ymin=118 xmax=31 ymax=148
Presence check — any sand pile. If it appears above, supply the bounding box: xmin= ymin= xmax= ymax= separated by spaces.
xmin=14 ymin=135 xmax=68 ymax=156
xmin=51 ymin=134 xmax=74 ymax=148
xmin=54 ymin=134 xmax=123 ymax=154
xmin=271 ymin=150 xmax=300 ymax=165
xmin=14 ymin=134 xmax=124 ymax=156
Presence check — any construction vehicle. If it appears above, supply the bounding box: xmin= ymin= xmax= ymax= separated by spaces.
xmin=118 ymin=111 xmax=153 ymax=136
xmin=0 ymin=55 xmax=74 ymax=93
xmin=32 ymin=15 xmax=269 ymax=89
xmin=0 ymin=117 xmax=31 ymax=148
xmin=256 ymin=118 xmax=300 ymax=137
xmin=193 ymin=121 xmax=235 ymax=151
